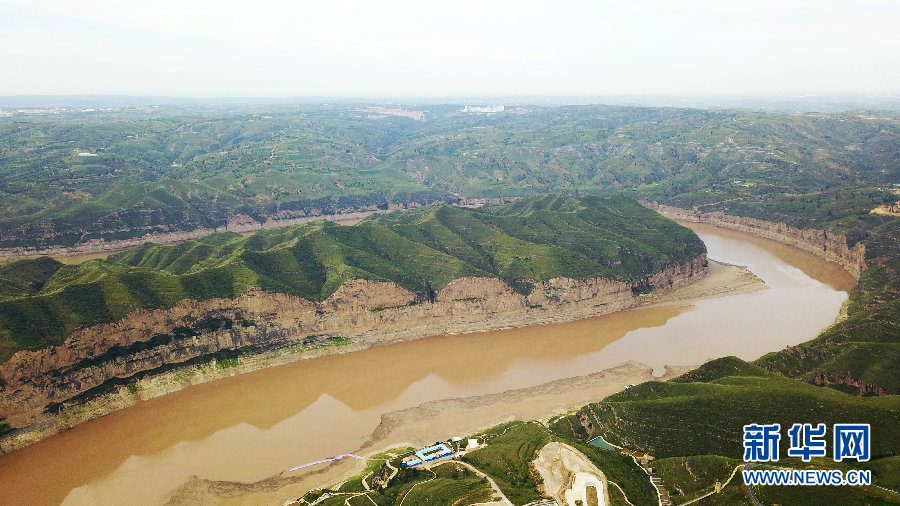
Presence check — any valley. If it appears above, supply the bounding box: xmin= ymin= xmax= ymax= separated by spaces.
xmin=0 ymin=102 xmax=896 ymax=505
xmin=0 ymin=221 xmax=858 ymax=505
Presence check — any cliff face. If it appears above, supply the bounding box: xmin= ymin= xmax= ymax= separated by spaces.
xmin=641 ymin=202 xmax=866 ymax=279
xmin=0 ymin=256 xmax=706 ymax=444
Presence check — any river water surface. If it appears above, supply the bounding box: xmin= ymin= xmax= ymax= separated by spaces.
xmin=0 ymin=224 xmax=856 ymax=505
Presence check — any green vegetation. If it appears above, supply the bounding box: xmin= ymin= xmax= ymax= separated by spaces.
xmin=671 ymin=355 xmax=772 ymax=383
xmin=301 ymin=453 xmax=493 ymax=506
xmin=756 ymin=478 xmax=899 ymax=505
xmin=72 ymin=332 xmax=177 ymax=371
xmin=689 ymin=482 xmax=753 ymax=506
xmin=569 ymin=441 xmax=658 ymax=505
xmin=699 ymin=457 xmax=900 ymax=506
xmin=1 ymin=101 xmax=898 ymax=505
xmin=461 ymin=421 xmax=551 ymax=504
xmin=371 ymin=301 xmax=418 ymax=312
xmin=866 ymin=456 xmax=900 ymax=491
xmin=652 ymin=455 xmax=740 ymax=502
xmin=0 ymin=195 xmax=704 ymax=363
xmin=0 ymin=104 xmax=443 ymax=250
xmin=756 ymin=219 xmax=900 ymax=395
xmin=550 ymin=357 xmax=899 ymax=459
xmin=46 ymin=339 xmax=296 ymax=409
xmin=384 ymin=464 xmax=493 ymax=505
xmin=0 ymin=104 xmax=895 ymax=251
xmin=606 ymin=481 xmax=633 ymax=506
xmin=624 ymin=136 xmax=900 ymax=504
xmin=0 ymin=256 xmax=63 ymax=300
xmin=297 ymin=352 xmax=898 ymax=505
xmin=215 ymin=358 xmax=239 ymax=369
xmin=547 ymin=357 xmax=900 ymax=505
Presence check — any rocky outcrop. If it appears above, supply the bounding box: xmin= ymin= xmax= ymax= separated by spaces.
xmin=811 ymin=372 xmax=888 ymax=396
xmin=0 ymin=256 xmax=706 ymax=453
xmin=641 ymin=201 xmax=867 ymax=279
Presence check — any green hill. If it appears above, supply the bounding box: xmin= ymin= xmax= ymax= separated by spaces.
xmin=550 ymin=357 xmax=899 ymax=460
xmin=547 ymin=357 xmax=900 ymax=504
xmin=0 ymin=256 xmax=63 ymax=300
xmin=0 ymin=195 xmax=704 ymax=363
xmin=1 ymin=104 xmax=895 ymax=249
xmin=756 ymin=219 xmax=900 ymax=395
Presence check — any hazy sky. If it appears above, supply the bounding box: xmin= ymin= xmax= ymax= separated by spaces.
xmin=0 ymin=0 xmax=897 ymax=97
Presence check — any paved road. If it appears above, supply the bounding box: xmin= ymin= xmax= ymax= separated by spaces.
xmin=744 ymin=464 xmax=764 ymax=506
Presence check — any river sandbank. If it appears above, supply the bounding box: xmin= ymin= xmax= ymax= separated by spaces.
xmin=0 ymin=258 xmax=751 ymax=456
xmin=163 ymin=361 xmax=691 ymax=505
xmin=158 ymin=261 xmax=765 ymax=505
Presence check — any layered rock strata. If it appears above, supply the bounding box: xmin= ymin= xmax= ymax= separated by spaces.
xmin=0 ymin=255 xmax=706 ymax=453
xmin=642 ymin=201 xmax=866 ymax=279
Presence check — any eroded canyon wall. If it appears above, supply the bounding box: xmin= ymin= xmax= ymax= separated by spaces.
xmin=0 ymin=255 xmax=706 ymax=451
xmin=641 ymin=202 xmax=866 ymax=279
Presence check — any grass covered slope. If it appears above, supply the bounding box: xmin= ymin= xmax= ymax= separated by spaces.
xmin=550 ymin=357 xmax=899 ymax=460
xmin=0 ymin=257 xmax=63 ymax=301
xmin=0 ymin=195 xmax=705 ymax=362
xmin=460 ymin=421 xmax=551 ymax=504
xmin=756 ymin=219 xmax=900 ymax=395
xmin=548 ymin=357 xmax=900 ymax=505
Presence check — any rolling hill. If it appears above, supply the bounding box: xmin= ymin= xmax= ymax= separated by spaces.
xmin=0 ymin=195 xmax=705 ymax=362
xmin=1 ymin=103 xmax=895 ymax=249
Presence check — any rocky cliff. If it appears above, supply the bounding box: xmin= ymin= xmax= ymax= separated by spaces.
xmin=0 ymin=255 xmax=706 ymax=453
xmin=641 ymin=201 xmax=866 ymax=279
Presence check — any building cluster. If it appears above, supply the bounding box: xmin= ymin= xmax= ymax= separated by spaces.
xmin=462 ymin=105 xmax=505 ymax=114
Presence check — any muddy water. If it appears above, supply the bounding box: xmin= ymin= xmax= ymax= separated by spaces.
xmin=0 ymin=224 xmax=855 ymax=505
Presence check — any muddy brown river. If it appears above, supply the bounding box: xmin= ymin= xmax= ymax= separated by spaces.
xmin=0 ymin=224 xmax=856 ymax=505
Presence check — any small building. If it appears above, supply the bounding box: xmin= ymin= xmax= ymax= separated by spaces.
xmin=466 ymin=438 xmax=480 ymax=450
xmin=416 ymin=443 xmax=454 ymax=462
xmin=402 ymin=442 xmax=457 ymax=467
xmin=402 ymin=456 xmax=423 ymax=467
